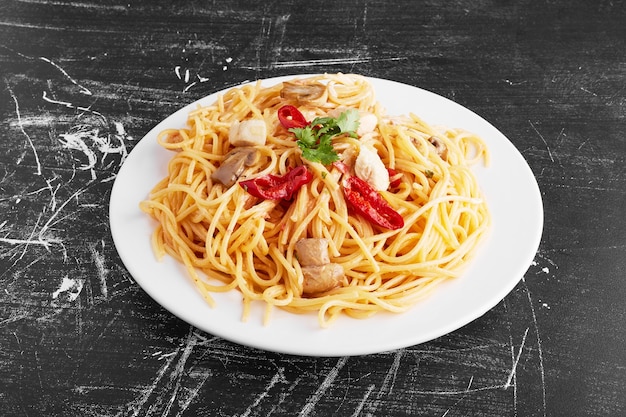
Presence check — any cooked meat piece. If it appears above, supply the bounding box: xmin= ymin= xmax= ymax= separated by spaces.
xmin=354 ymin=145 xmax=390 ymax=191
xmin=356 ymin=112 xmax=378 ymax=136
xmin=301 ymin=263 xmax=344 ymax=294
xmin=295 ymin=238 xmax=330 ymax=266
xmin=280 ymin=81 xmax=326 ymax=103
xmin=229 ymin=119 xmax=267 ymax=147
xmin=211 ymin=147 xmax=261 ymax=187
xmin=328 ymin=107 xmax=377 ymax=136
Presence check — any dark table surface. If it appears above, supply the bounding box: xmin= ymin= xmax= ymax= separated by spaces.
xmin=1 ymin=1 xmax=625 ymax=416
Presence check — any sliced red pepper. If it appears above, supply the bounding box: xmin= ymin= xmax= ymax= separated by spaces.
xmin=343 ymin=176 xmax=404 ymax=230
xmin=387 ymin=168 xmax=403 ymax=189
xmin=239 ymin=165 xmax=313 ymax=200
xmin=277 ymin=105 xmax=308 ymax=129
xmin=332 ymin=161 xmax=351 ymax=175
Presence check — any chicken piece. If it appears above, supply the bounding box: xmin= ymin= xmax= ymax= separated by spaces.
xmin=356 ymin=112 xmax=378 ymax=136
xmin=295 ymin=238 xmax=345 ymax=294
xmin=301 ymin=264 xmax=344 ymax=295
xmin=428 ymin=136 xmax=448 ymax=161
xmin=211 ymin=147 xmax=261 ymax=187
xmin=354 ymin=145 xmax=390 ymax=191
xmin=328 ymin=107 xmax=378 ymax=136
xmin=280 ymin=81 xmax=326 ymax=103
xmin=229 ymin=119 xmax=267 ymax=147
xmin=295 ymin=238 xmax=330 ymax=266
xmin=327 ymin=107 xmax=346 ymax=118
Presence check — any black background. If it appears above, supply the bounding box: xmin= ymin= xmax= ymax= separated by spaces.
xmin=1 ymin=1 xmax=625 ymax=416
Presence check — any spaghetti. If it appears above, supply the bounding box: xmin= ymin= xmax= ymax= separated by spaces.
xmin=140 ymin=73 xmax=490 ymax=327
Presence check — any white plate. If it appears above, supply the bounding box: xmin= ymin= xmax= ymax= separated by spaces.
xmin=109 ymin=75 xmax=543 ymax=357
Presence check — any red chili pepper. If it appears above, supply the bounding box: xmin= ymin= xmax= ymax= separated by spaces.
xmin=343 ymin=176 xmax=404 ymax=230
xmin=332 ymin=161 xmax=351 ymax=175
xmin=387 ymin=168 xmax=403 ymax=189
xmin=277 ymin=105 xmax=308 ymax=129
xmin=239 ymin=165 xmax=313 ymax=200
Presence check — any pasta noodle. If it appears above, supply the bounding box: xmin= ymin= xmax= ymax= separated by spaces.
xmin=139 ymin=73 xmax=490 ymax=327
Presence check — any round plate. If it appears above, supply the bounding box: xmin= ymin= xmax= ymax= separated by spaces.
xmin=109 ymin=75 xmax=543 ymax=357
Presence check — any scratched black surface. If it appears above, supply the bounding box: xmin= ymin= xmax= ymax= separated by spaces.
xmin=1 ymin=0 xmax=625 ymax=416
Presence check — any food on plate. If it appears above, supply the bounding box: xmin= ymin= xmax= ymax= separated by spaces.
xmin=139 ymin=73 xmax=490 ymax=327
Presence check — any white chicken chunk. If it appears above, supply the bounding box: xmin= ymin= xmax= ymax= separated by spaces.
xmin=295 ymin=238 xmax=345 ymax=295
xmin=327 ymin=108 xmax=378 ymax=136
xmin=354 ymin=145 xmax=390 ymax=191
xmin=356 ymin=112 xmax=378 ymax=136
xmin=229 ymin=119 xmax=267 ymax=147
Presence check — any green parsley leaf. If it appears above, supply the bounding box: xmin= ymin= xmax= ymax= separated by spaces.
xmin=289 ymin=109 xmax=360 ymax=165
xmin=336 ymin=108 xmax=360 ymax=134
xmin=302 ymin=145 xmax=339 ymax=165
xmin=290 ymin=126 xmax=316 ymax=148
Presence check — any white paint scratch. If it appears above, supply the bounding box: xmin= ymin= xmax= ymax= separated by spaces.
xmin=0 ymin=227 xmax=61 ymax=250
xmin=350 ymin=384 xmax=375 ymax=417
xmin=243 ymin=56 xmax=406 ymax=70
xmin=441 ymin=376 xmax=474 ymax=417
xmin=57 ymin=122 xmax=134 ymax=179
xmin=40 ymin=187 xmax=87 ymax=241
xmin=509 ymin=334 xmax=519 ymax=415
xmin=175 ymin=67 xmax=211 ymax=92
xmin=42 ymin=91 xmax=105 ymax=121
xmin=39 ymin=56 xmax=92 ymax=95
xmin=121 ymin=351 xmax=179 ymax=417
xmin=529 ymin=120 xmax=555 ymax=163
xmin=159 ymin=332 xmax=198 ymax=416
xmin=45 ymin=176 xmax=61 ymax=211
xmin=16 ymin=0 xmax=127 ymax=12
xmin=505 ymin=327 xmax=530 ymax=388
xmin=122 ymin=329 xmax=198 ymax=417
xmin=90 ymin=241 xmax=108 ymax=299
xmin=0 ymin=312 xmax=31 ymax=327
xmin=6 ymin=81 xmax=42 ymax=175
xmin=364 ymin=349 xmax=404 ymax=417
xmin=298 ymin=356 xmax=348 ymax=417
xmin=521 ymin=277 xmax=547 ymax=416
xmin=52 ymin=275 xmax=84 ymax=302
xmin=580 ymin=86 xmax=597 ymax=96
xmin=239 ymin=367 xmax=285 ymax=417
xmin=0 ymin=211 xmax=62 ymax=259
xmin=183 ymin=81 xmax=198 ymax=93
xmin=0 ymin=186 xmax=84 ymax=261
xmin=408 ymin=382 xmax=507 ymax=396
xmin=174 ymin=369 xmax=212 ymax=417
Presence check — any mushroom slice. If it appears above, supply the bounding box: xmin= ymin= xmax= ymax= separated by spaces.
xmin=211 ymin=147 xmax=261 ymax=187
xmin=295 ymin=238 xmax=331 ymax=267
xmin=280 ymin=81 xmax=326 ymax=103
xmin=428 ymin=136 xmax=448 ymax=161
xmin=301 ymin=263 xmax=344 ymax=295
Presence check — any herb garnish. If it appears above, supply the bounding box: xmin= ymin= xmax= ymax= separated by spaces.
xmin=289 ymin=109 xmax=360 ymax=165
